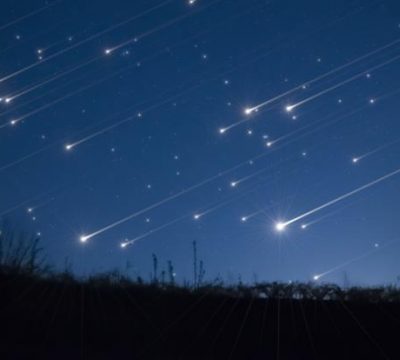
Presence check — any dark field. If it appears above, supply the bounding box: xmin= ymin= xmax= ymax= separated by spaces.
xmin=1 ymin=270 xmax=400 ymax=359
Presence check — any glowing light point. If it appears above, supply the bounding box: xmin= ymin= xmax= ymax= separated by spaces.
xmin=10 ymin=119 xmax=17 ymax=126
xmin=120 ymin=242 xmax=128 ymax=249
xmin=241 ymin=216 xmax=248 ymax=222
xmin=285 ymin=105 xmax=294 ymax=112
xmin=313 ymin=275 xmax=321 ymax=281
xmin=104 ymin=49 xmax=112 ymax=55
xmin=80 ymin=235 xmax=89 ymax=243
xmin=266 ymin=141 xmax=273 ymax=148
xmin=244 ymin=108 xmax=253 ymax=115
xmin=230 ymin=181 xmax=237 ymax=188
xmin=352 ymin=157 xmax=359 ymax=164
xmin=219 ymin=128 xmax=227 ymax=134
xmin=369 ymin=98 xmax=375 ymax=104
xmin=301 ymin=224 xmax=307 ymax=230
xmin=275 ymin=222 xmax=287 ymax=232
xmin=65 ymin=144 xmax=73 ymax=151
xmin=193 ymin=214 xmax=201 ymax=220
xmin=5 ymin=98 xmax=12 ymax=103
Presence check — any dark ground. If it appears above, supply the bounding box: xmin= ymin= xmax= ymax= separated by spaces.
xmin=1 ymin=271 xmax=400 ymax=360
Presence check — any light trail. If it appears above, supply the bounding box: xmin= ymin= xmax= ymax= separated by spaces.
xmin=229 ymin=163 xmax=278 ymax=189
xmin=312 ymin=240 xmax=399 ymax=281
xmin=0 ymin=60 xmax=102 ymax=120
xmin=275 ymin=166 xmax=400 ymax=232
xmin=218 ymin=104 xmax=279 ymax=134
xmin=299 ymin=198 xmax=364 ymax=229
xmin=120 ymin=214 xmax=189 ymax=248
xmin=352 ymin=136 xmax=400 ymax=164
xmin=2 ymin=77 xmax=109 ymax=127
xmin=0 ymin=186 xmax=61 ymax=218
xmin=244 ymin=37 xmax=400 ymax=115
xmin=64 ymin=75 xmax=209 ymax=148
xmin=3 ymin=56 xmax=100 ymax=102
xmin=65 ymin=113 xmax=138 ymax=150
xmin=0 ymin=1 xmax=60 ymax=31
xmin=106 ymin=0 xmax=220 ymax=54
xmin=0 ymin=0 xmax=172 ymax=83
xmin=285 ymin=52 xmax=400 ymax=112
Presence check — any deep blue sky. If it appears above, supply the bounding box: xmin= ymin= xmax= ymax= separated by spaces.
xmin=1 ymin=0 xmax=400 ymax=285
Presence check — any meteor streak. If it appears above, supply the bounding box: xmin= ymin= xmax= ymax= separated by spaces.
xmin=3 ymin=56 xmax=100 ymax=102
xmin=106 ymin=0 xmax=219 ymax=54
xmin=313 ymin=240 xmax=399 ymax=280
xmin=65 ymin=73 xmax=211 ymax=148
xmin=275 ymin=166 xmax=400 ymax=231
xmin=64 ymin=114 xmax=138 ymax=150
xmin=286 ymin=52 xmax=400 ymax=111
xmin=120 ymin=214 xmax=188 ymax=248
xmin=244 ymin=37 xmax=400 ymax=114
xmin=352 ymin=136 xmax=400 ymax=163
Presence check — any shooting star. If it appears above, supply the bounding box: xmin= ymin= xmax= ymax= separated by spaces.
xmin=312 ymin=240 xmax=399 ymax=281
xmin=274 ymin=166 xmax=400 ymax=232
xmin=244 ymin=37 xmax=400 ymax=115
xmin=120 ymin=214 xmax=189 ymax=248
xmin=106 ymin=0 xmax=219 ymax=54
xmin=3 ymin=56 xmax=100 ymax=102
xmin=352 ymin=136 xmax=400 ymax=164
xmin=285 ymin=52 xmax=400 ymax=112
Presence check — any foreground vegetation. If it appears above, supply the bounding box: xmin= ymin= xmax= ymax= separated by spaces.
xmin=1 ymin=227 xmax=400 ymax=359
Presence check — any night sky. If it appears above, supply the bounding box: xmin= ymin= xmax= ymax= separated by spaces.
xmin=1 ymin=0 xmax=400 ymax=285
